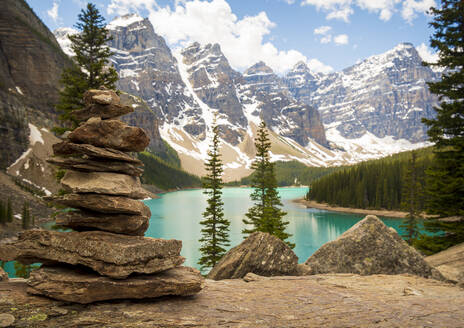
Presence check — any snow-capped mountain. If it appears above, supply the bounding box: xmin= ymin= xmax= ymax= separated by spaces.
xmin=285 ymin=43 xmax=438 ymax=148
xmin=54 ymin=15 xmax=438 ymax=179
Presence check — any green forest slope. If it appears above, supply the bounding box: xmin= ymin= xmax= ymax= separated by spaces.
xmin=306 ymin=148 xmax=434 ymax=211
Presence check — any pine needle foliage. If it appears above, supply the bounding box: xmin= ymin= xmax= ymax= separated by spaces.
xmin=55 ymin=3 xmax=118 ymax=133
xmin=198 ymin=124 xmax=230 ymax=272
xmin=400 ymin=151 xmax=422 ymax=245
xmin=243 ymin=121 xmax=294 ymax=248
xmin=416 ymin=0 xmax=464 ymax=254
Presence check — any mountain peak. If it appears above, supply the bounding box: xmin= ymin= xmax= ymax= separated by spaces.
xmin=107 ymin=14 xmax=144 ymax=30
xmin=244 ymin=61 xmax=273 ymax=76
xmin=292 ymin=61 xmax=309 ymax=72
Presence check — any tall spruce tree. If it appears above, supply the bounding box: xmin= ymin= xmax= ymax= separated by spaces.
xmin=55 ymin=2 xmax=118 ymax=133
xmin=400 ymin=151 xmax=421 ymax=245
xmin=243 ymin=121 xmax=294 ymax=248
xmin=6 ymin=198 xmax=13 ymax=223
xmin=416 ymin=0 xmax=464 ymax=254
xmin=198 ymin=124 xmax=230 ymax=272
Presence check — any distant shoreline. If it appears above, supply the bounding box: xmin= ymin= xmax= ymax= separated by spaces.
xmin=293 ymin=198 xmax=408 ymax=219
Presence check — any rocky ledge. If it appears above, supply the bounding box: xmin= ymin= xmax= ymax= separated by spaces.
xmin=1 ymin=273 xmax=463 ymax=327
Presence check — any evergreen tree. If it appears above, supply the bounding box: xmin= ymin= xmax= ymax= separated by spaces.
xmin=6 ymin=198 xmax=13 ymax=223
xmin=243 ymin=121 xmax=294 ymax=248
xmin=400 ymin=151 xmax=421 ymax=245
xmin=55 ymin=2 xmax=118 ymax=133
xmin=198 ymin=124 xmax=230 ymax=272
xmin=21 ymin=202 xmax=30 ymax=230
xmin=0 ymin=200 xmax=5 ymax=225
xmin=416 ymin=0 xmax=464 ymax=254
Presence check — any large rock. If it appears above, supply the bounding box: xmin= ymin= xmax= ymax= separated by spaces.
xmin=207 ymin=232 xmax=298 ymax=280
xmin=0 ymin=267 xmax=8 ymax=281
xmin=47 ymin=156 xmax=143 ymax=176
xmin=52 ymin=193 xmax=150 ymax=215
xmin=61 ymin=170 xmax=147 ymax=199
xmin=56 ymin=210 xmax=149 ymax=236
xmin=53 ymin=141 xmax=142 ymax=164
xmin=426 ymin=242 xmax=464 ymax=285
xmin=28 ymin=265 xmax=203 ymax=304
xmin=0 ymin=230 xmax=184 ymax=279
xmin=83 ymin=89 xmax=120 ymax=106
xmin=304 ymin=215 xmax=441 ymax=279
xmin=72 ymin=103 xmax=133 ymax=121
xmin=68 ymin=118 xmax=149 ymax=152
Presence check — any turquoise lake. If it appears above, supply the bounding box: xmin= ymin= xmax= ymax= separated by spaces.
xmin=3 ymin=187 xmax=408 ymax=277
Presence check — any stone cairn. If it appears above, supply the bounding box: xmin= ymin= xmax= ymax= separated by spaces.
xmin=0 ymin=88 xmax=203 ymax=304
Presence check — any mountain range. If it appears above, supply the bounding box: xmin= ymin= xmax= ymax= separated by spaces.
xmin=3 ymin=8 xmax=438 ymax=183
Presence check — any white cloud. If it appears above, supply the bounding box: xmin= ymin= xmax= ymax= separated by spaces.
xmin=308 ymin=58 xmax=334 ymax=74
xmin=108 ymin=0 xmax=332 ymax=74
xmin=401 ymin=0 xmax=435 ymax=22
xmin=416 ymin=42 xmax=438 ymax=63
xmin=313 ymin=25 xmax=331 ymax=35
xmin=47 ymin=1 xmax=59 ymax=22
xmin=333 ymin=34 xmax=349 ymax=45
xmin=320 ymin=35 xmax=332 ymax=44
xmin=301 ymin=0 xmax=434 ymax=22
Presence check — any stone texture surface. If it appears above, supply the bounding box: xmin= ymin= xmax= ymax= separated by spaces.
xmin=68 ymin=118 xmax=149 ymax=152
xmin=28 ymin=265 xmax=204 ymax=304
xmin=304 ymin=215 xmax=441 ymax=279
xmin=52 ymin=141 xmax=142 ymax=164
xmin=0 ymin=313 xmax=15 ymax=328
xmin=2 ymin=274 xmax=464 ymax=327
xmin=47 ymin=156 xmax=143 ymax=176
xmin=55 ymin=210 xmax=149 ymax=236
xmin=426 ymin=242 xmax=464 ymax=286
xmin=0 ymin=267 xmax=8 ymax=281
xmin=0 ymin=230 xmax=184 ymax=279
xmin=51 ymin=193 xmax=150 ymax=215
xmin=208 ymin=232 xmax=298 ymax=280
xmin=61 ymin=170 xmax=147 ymax=199
xmin=72 ymin=103 xmax=133 ymax=121
xmin=83 ymin=89 xmax=120 ymax=106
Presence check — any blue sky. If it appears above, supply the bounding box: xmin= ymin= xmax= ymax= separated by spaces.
xmin=26 ymin=0 xmax=438 ymax=74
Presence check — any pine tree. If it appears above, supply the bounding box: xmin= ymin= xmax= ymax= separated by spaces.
xmin=6 ymin=198 xmax=13 ymax=223
xmin=416 ymin=0 xmax=464 ymax=254
xmin=198 ymin=124 xmax=230 ymax=272
xmin=400 ymin=151 xmax=421 ymax=245
xmin=55 ymin=2 xmax=118 ymax=133
xmin=0 ymin=200 xmax=5 ymax=225
xmin=22 ymin=202 xmax=30 ymax=230
xmin=243 ymin=121 xmax=294 ymax=248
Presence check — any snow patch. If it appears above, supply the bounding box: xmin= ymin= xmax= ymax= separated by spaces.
xmin=107 ymin=14 xmax=144 ymax=29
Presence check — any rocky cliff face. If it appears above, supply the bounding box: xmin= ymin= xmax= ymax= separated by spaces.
xmin=285 ymin=43 xmax=438 ymax=144
xmin=0 ymin=0 xmax=71 ymax=169
xmin=106 ymin=14 xmax=205 ymax=152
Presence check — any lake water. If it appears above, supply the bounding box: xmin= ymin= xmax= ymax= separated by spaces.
xmin=3 ymin=187 xmax=408 ymax=277
xmin=144 ymin=187 xmax=407 ymax=270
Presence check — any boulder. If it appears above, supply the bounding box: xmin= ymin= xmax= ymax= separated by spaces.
xmin=426 ymin=242 xmax=464 ymax=285
xmin=52 ymin=193 xmax=150 ymax=215
xmin=83 ymin=89 xmax=120 ymax=106
xmin=56 ymin=210 xmax=149 ymax=236
xmin=47 ymin=157 xmax=143 ymax=176
xmin=28 ymin=265 xmax=203 ymax=304
xmin=61 ymin=171 xmax=147 ymax=199
xmin=207 ymin=232 xmax=298 ymax=280
xmin=0 ymin=230 xmax=184 ymax=279
xmin=68 ymin=118 xmax=149 ymax=152
xmin=0 ymin=267 xmax=8 ymax=281
xmin=53 ymin=141 xmax=142 ymax=164
xmin=304 ymin=215 xmax=442 ymax=279
xmin=72 ymin=103 xmax=133 ymax=121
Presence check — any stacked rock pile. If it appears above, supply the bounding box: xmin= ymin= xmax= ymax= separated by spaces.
xmin=0 ymin=88 xmax=203 ymax=304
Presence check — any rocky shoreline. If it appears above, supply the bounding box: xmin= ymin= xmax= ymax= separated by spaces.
xmin=294 ymin=198 xmax=409 ymax=218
